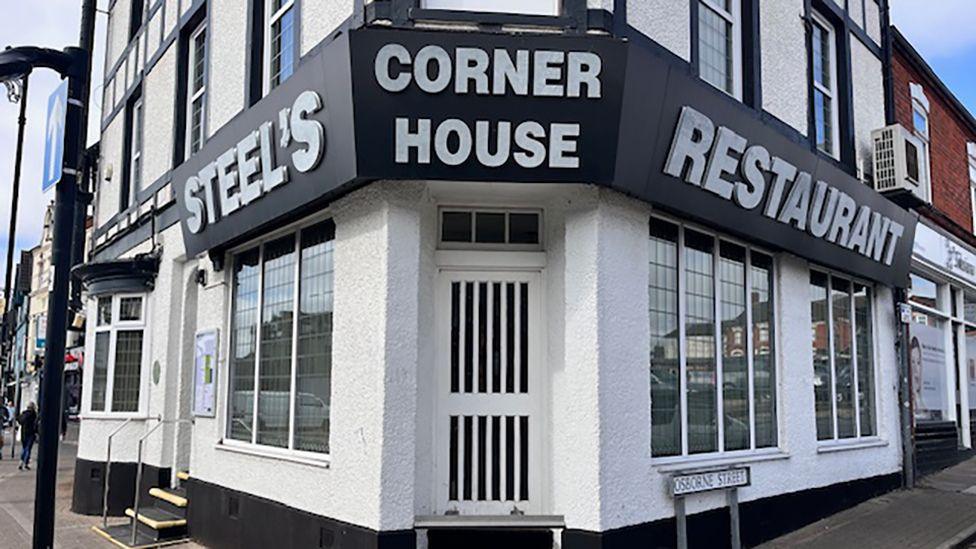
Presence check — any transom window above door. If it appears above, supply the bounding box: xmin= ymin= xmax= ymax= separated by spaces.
xmin=440 ymin=209 xmax=542 ymax=250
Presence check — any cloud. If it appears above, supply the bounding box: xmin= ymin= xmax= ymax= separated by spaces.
xmin=0 ymin=1 xmax=106 ymax=287
xmin=890 ymin=0 xmax=976 ymax=58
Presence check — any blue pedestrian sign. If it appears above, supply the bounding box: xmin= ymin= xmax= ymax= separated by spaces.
xmin=42 ymin=79 xmax=68 ymax=192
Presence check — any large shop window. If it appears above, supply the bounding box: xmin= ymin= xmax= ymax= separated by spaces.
xmin=649 ymin=217 xmax=777 ymax=458
xmin=227 ymin=220 xmax=334 ymax=455
xmin=810 ymin=11 xmax=839 ymax=159
xmin=810 ymin=271 xmax=877 ymax=441
xmin=696 ymin=0 xmax=742 ymax=99
xmin=90 ymin=295 xmax=147 ymax=414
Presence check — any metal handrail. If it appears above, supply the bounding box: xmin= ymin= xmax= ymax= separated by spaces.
xmin=131 ymin=418 xmax=193 ymax=545
xmin=102 ymin=418 xmax=138 ymax=530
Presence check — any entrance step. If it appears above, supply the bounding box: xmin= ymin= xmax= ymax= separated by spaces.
xmin=91 ymin=524 xmax=188 ymax=548
xmin=149 ymin=486 xmax=187 ymax=516
xmin=175 ymin=471 xmax=190 ymax=482
xmin=124 ymin=506 xmax=188 ymax=541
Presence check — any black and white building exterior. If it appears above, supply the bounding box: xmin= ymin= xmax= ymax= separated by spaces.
xmin=74 ymin=0 xmax=917 ymax=547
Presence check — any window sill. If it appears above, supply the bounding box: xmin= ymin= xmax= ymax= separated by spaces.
xmin=77 ymin=413 xmax=152 ymax=421
xmin=817 ymin=437 xmax=888 ymax=454
xmin=652 ymin=448 xmax=789 ymax=473
xmin=214 ymin=440 xmax=331 ymax=469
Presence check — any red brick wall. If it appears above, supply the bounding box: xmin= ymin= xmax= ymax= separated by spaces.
xmin=892 ymin=52 xmax=976 ymax=233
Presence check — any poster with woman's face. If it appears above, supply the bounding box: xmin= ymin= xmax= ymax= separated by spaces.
xmin=910 ymin=323 xmax=947 ymax=419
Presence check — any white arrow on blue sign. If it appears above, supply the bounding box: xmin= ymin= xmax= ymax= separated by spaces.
xmin=41 ymin=79 xmax=69 ymax=192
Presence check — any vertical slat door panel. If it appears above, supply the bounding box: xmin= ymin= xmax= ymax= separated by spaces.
xmin=436 ymin=270 xmax=542 ymax=515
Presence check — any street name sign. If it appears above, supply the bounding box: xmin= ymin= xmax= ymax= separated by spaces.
xmin=671 ymin=467 xmax=750 ymax=497
xmin=41 ymin=79 xmax=68 ymax=192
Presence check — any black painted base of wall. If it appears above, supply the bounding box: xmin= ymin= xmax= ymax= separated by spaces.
xmin=186 ymin=478 xmax=414 ymax=549
xmin=71 ymin=458 xmax=171 ymax=516
xmin=562 ymin=472 xmax=902 ymax=549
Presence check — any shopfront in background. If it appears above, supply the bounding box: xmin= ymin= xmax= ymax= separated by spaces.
xmin=909 ymin=221 xmax=976 ymax=474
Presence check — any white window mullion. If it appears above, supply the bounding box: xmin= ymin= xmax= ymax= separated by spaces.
xmin=827 ymin=274 xmax=839 ymax=440
xmin=252 ymin=244 xmax=265 ymax=445
xmin=288 ymin=233 xmax=300 ymax=450
xmin=105 ymin=327 xmax=118 ymax=413
xmin=714 ymin=236 xmax=725 ymax=453
xmin=850 ymin=284 xmax=862 ymax=438
xmin=745 ymin=251 xmax=756 ymax=450
xmin=678 ymin=227 xmax=689 ymax=456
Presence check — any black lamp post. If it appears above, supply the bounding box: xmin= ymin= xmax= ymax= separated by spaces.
xmin=0 ymin=1 xmax=95 ymax=547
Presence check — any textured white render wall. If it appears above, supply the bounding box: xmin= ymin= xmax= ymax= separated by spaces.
xmin=851 ymin=38 xmax=886 ymax=182
xmin=588 ymin=0 xmax=612 ymax=10
xmin=761 ymin=0 xmax=808 ymax=137
xmin=598 ymin=249 xmax=901 ymax=529
xmin=106 ymin=0 xmax=131 ymax=78
xmin=95 ymin=115 xmax=124 ymax=228
xmin=76 ymin=226 xmax=186 ymax=469
xmin=208 ymin=0 xmax=247 ymax=133
xmin=629 ymin=0 xmax=690 ymax=61
xmin=187 ymin=183 xmax=424 ymax=531
xmin=865 ymin=1 xmax=882 ymax=44
xmin=302 ymin=0 xmax=352 ymax=56
xmin=142 ymin=44 xmax=176 ymax=188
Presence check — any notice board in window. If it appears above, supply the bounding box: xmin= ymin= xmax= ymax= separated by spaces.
xmin=193 ymin=330 xmax=218 ymax=417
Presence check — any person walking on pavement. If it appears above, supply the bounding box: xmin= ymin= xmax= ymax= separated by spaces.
xmin=17 ymin=402 xmax=37 ymax=470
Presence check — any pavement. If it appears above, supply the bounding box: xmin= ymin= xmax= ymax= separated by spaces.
xmin=760 ymin=457 xmax=976 ymax=549
xmin=0 ymin=422 xmax=203 ymax=548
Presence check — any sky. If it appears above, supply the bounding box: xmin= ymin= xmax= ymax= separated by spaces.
xmin=890 ymin=0 xmax=976 ymax=116
xmin=0 ymin=2 xmax=973 ymax=288
xmin=0 ymin=1 xmax=106 ymax=290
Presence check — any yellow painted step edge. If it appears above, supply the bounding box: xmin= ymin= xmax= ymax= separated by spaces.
xmin=149 ymin=487 xmax=187 ymax=508
xmin=90 ymin=525 xmax=188 ymax=549
xmin=124 ymin=508 xmax=187 ymax=530
xmin=175 ymin=471 xmax=190 ymax=481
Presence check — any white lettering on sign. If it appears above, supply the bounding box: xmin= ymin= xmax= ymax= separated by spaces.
xmin=671 ymin=468 xmax=749 ymax=497
xmin=374 ymin=42 xmax=601 ymax=170
xmin=184 ymin=90 xmax=325 ymax=235
xmin=663 ymin=106 xmax=905 ymax=266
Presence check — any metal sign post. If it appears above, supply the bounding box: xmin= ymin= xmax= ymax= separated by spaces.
xmin=670 ymin=467 xmax=749 ymax=549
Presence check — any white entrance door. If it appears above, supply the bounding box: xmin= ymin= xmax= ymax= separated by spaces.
xmin=435 ymin=269 xmax=544 ymax=515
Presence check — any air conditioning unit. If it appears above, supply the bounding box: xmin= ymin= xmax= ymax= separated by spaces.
xmin=872 ymin=124 xmax=929 ymax=203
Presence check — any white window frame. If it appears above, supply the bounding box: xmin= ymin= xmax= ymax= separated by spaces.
xmin=811 ymin=11 xmax=840 ymax=159
xmin=86 ymin=293 xmax=150 ymax=417
xmin=185 ymin=21 xmax=208 ymax=158
xmin=697 ymin=0 xmax=743 ymax=100
xmin=438 ymin=207 xmax=544 ymax=252
xmin=649 ymin=212 xmax=781 ymax=463
xmin=219 ymin=211 xmax=335 ymax=462
xmin=910 ymin=83 xmax=933 ymax=202
xmin=967 ymin=142 xmax=976 ymax=233
xmin=129 ymin=97 xmax=144 ymax=195
xmin=262 ymin=0 xmax=296 ymax=95
xmin=810 ymin=268 xmax=881 ymax=447
xmin=420 ymin=0 xmax=560 ymax=17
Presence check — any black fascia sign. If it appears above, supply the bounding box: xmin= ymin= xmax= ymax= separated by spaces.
xmin=349 ymin=28 xmax=628 ymax=183
xmin=174 ymin=32 xmax=357 ymax=258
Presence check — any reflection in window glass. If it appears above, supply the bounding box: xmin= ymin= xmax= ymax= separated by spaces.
xmin=91 ymin=332 xmax=110 ymax=412
xmin=909 ymin=273 xmax=939 ymax=310
xmin=257 ymin=236 xmax=296 ymax=448
xmin=112 ymin=330 xmax=144 ymax=412
xmin=119 ymin=297 xmax=142 ymax=321
xmin=720 ymin=243 xmax=749 ymax=451
xmin=97 ymin=298 xmax=112 ymax=327
xmin=649 ymin=219 xmax=680 ymax=457
xmin=475 ymin=213 xmax=506 ymax=243
xmin=508 ymin=213 xmax=540 ymax=244
xmin=698 ymin=1 xmax=734 ymax=95
xmin=811 ymin=272 xmax=833 ymax=440
xmin=229 ymin=248 xmax=260 ymax=442
xmin=966 ymin=293 xmax=976 ymax=325
xmin=752 ymin=252 xmax=776 ymax=447
xmin=442 ymin=212 xmax=472 ymax=242
xmin=832 ymin=278 xmax=855 ymax=438
xmin=685 ymin=230 xmax=717 ymax=454
xmin=295 ymin=223 xmax=334 ymax=453
xmin=854 ymin=284 xmax=875 ymax=436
